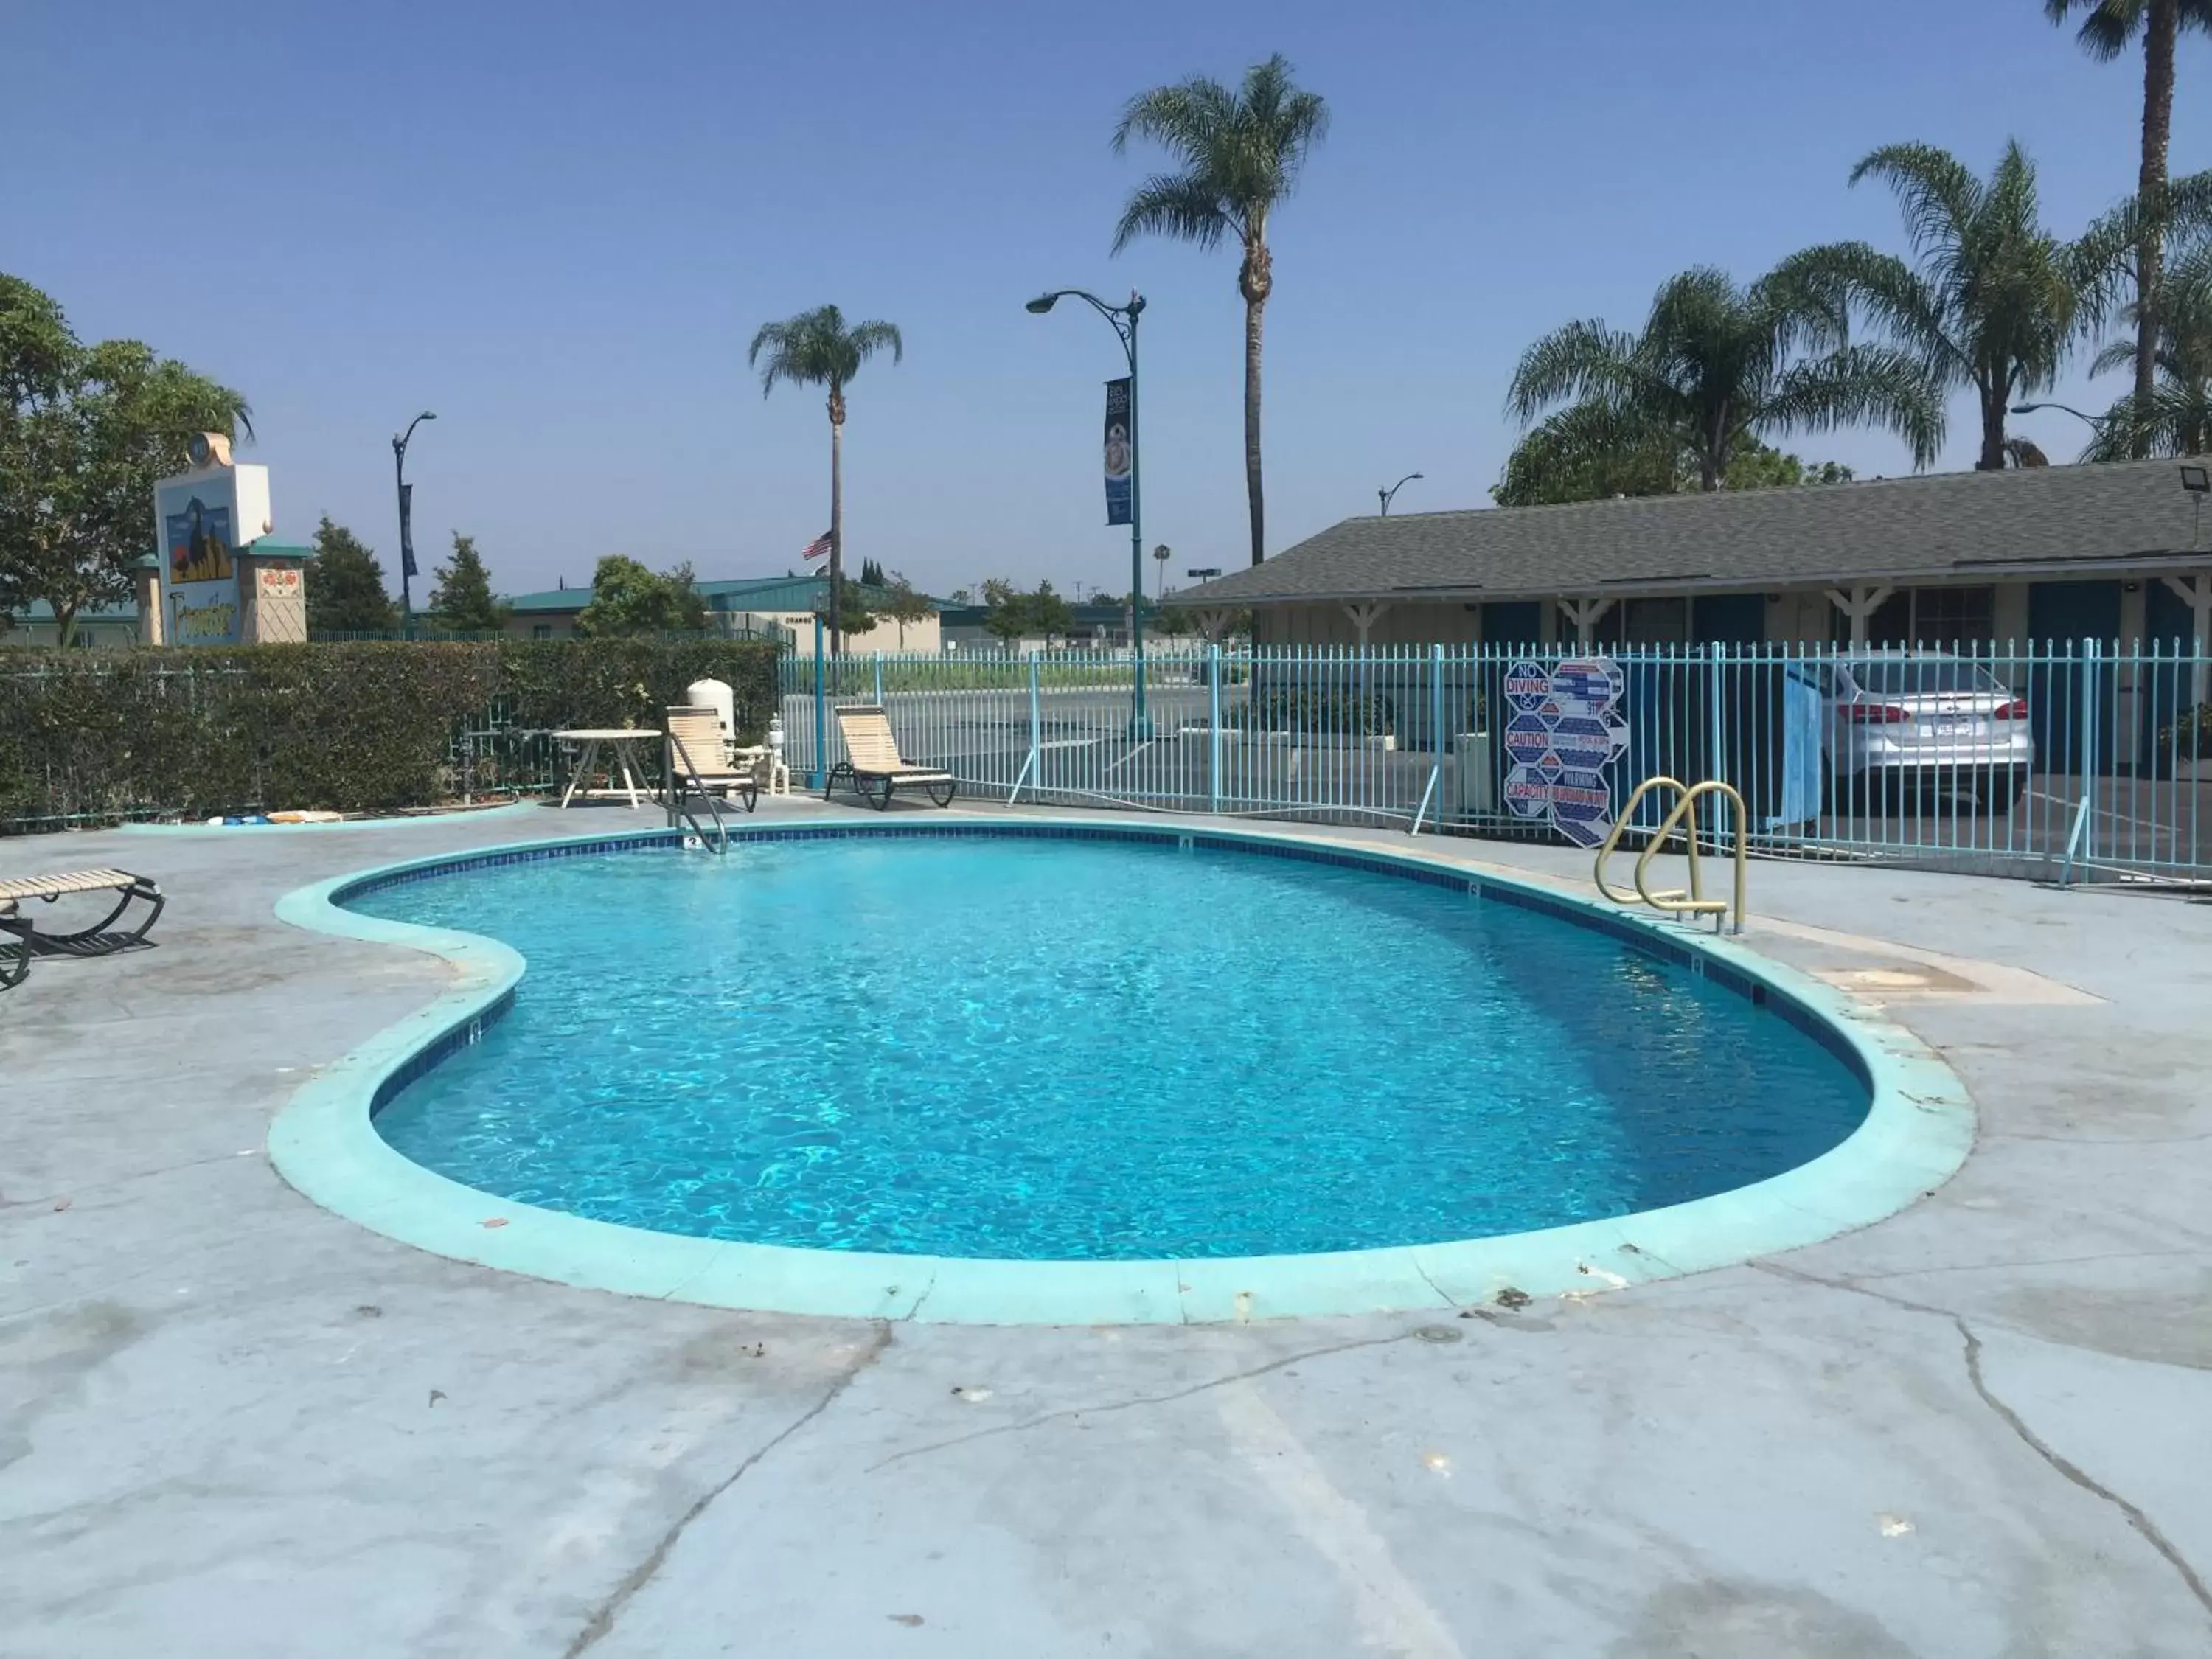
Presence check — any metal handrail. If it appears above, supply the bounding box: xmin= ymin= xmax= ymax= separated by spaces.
xmin=1595 ymin=776 xmax=1693 ymax=906
xmin=1595 ymin=774 xmax=1749 ymax=934
xmin=663 ymin=729 xmax=730 ymax=855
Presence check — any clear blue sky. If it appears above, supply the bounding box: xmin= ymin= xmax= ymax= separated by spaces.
xmin=8 ymin=0 xmax=2208 ymax=602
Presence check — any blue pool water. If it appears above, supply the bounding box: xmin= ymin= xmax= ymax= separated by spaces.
xmin=352 ymin=834 xmax=1869 ymax=1261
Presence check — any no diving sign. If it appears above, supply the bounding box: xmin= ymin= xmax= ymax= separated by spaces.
xmin=1502 ymin=657 xmax=1630 ymax=847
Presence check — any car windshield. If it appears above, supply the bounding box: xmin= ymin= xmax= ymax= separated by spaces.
xmin=1842 ymin=659 xmax=2004 ymax=695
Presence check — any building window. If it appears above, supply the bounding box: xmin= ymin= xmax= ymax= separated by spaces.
xmin=1622 ymin=596 xmax=1689 ymax=644
xmin=532 ymin=624 xmax=552 ymax=641
xmin=1836 ymin=585 xmax=1995 ymax=647
xmin=1912 ymin=585 xmax=1995 ymax=648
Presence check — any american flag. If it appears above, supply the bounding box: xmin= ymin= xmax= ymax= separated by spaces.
xmin=800 ymin=529 xmax=832 ymax=563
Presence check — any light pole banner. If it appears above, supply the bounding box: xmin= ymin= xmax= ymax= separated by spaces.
xmin=1102 ymin=376 xmax=1132 ymax=526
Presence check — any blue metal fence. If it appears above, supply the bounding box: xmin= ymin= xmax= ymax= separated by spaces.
xmin=784 ymin=641 xmax=2212 ymax=885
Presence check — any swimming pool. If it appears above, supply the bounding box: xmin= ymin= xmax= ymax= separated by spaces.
xmin=346 ymin=824 xmax=1869 ymax=1255
xmin=274 ymin=820 xmax=1973 ymax=1321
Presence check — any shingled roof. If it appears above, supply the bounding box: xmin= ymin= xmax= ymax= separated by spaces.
xmin=1180 ymin=459 xmax=2212 ymax=608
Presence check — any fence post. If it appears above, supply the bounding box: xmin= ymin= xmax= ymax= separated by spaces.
xmin=1708 ymin=639 xmax=1726 ymax=843
xmin=2081 ymin=636 xmax=2100 ymax=872
xmin=873 ymin=652 xmax=883 ymax=705
xmin=1411 ymin=643 xmax=1444 ymax=835
xmin=1009 ymin=652 xmax=1041 ymax=805
xmin=811 ymin=614 xmax=827 ymax=790
xmin=1208 ymin=642 xmax=1222 ymax=816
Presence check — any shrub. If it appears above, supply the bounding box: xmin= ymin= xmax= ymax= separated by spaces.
xmin=0 ymin=639 xmax=779 ymax=828
xmin=2163 ymin=702 xmax=2212 ymax=761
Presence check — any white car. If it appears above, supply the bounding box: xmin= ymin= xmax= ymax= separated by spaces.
xmin=1814 ymin=653 xmax=2034 ymax=813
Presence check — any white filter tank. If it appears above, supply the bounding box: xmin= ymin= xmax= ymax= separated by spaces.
xmin=685 ymin=678 xmax=734 ymax=740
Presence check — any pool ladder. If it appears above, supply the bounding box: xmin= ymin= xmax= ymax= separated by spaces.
xmin=1593 ymin=776 xmax=1748 ymax=935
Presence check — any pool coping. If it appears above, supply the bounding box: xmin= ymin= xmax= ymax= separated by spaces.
xmin=266 ymin=816 xmax=1978 ymax=1326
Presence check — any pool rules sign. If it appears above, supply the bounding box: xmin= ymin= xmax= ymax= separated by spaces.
xmin=1502 ymin=658 xmax=1632 ymax=847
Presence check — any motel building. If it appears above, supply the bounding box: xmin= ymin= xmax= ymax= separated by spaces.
xmin=1176 ymin=458 xmax=2212 ymax=774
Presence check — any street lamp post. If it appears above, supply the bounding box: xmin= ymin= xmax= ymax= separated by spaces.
xmin=1026 ymin=288 xmax=1151 ymax=737
xmin=1378 ymin=471 xmax=1423 ymax=516
xmin=392 ymin=410 xmax=437 ymax=633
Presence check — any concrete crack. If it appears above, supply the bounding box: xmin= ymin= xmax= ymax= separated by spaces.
xmin=866 ymin=1331 xmax=1413 ymax=1474
xmin=562 ymin=1321 xmax=892 ymax=1659
xmin=1753 ymin=1261 xmax=2212 ymax=1625
xmin=1408 ymin=1257 xmax=1456 ymax=1309
xmin=1955 ymin=1314 xmax=2212 ymax=1624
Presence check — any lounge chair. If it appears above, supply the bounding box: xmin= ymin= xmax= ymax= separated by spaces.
xmin=665 ymin=706 xmax=760 ymax=815
xmin=0 ymin=869 xmax=165 ymax=989
xmin=827 ymin=703 xmax=957 ymax=810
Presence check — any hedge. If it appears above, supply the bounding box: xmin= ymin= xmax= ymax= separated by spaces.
xmin=0 ymin=639 xmax=781 ymax=829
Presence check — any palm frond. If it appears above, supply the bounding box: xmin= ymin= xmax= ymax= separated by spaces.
xmin=846 ymin=319 xmax=903 ymax=367
xmin=1110 ymin=172 xmax=1231 ymax=254
xmin=1758 ymin=344 xmax=1946 ymax=469
xmin=2088 ymin=335 xmax=2139 ymax=378
xmin=1112 ymin=77 xmax=1235 ymax=164
xmin=2045 ymin=0 xmax=2148 ymax=60
xmin=1850 ymin=142 xmax=1981 ymax=257
xmin=1506 ymin=319 xmax=1646 ymax=424
xmin=748 ymin=304 xmax=902 ymax=397
xmin=1111 ymin=55 xmax=1328 ymax=256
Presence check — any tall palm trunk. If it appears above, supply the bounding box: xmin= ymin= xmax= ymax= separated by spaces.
xmin=2137 ymin=0 xmax=2180 ymax=458
xmin=1240 ymin=239 xmax=1273 ymax=566
xmin=1978 ymin=380 xmax=2011 ymax=470
xmin=827 ymin=384 xmax=846 ymax=654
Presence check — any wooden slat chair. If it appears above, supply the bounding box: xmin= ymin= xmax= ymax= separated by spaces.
xmin=827 ymin=703 xmax=957 ymax=810
xmin=0 ymin=869 xmax=165 ymax=989
xmin=664 ymin=707 xmax=760 ymax=814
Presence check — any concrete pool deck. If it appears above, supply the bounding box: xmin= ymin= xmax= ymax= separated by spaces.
xmin=4 ymin=798 xmax=2210 ymax=1656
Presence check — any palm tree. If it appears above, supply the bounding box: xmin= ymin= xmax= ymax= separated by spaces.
xmin=1784 ymin=141 xmax=2122 ymax=471
xmin=1506 ymin=265 xmax=1941 ymax=493
xmin=2083 ymin=237 xmax=2212 ymax=456
xmin=2047 ymin=1 xmax=2212 ymax=455
xmin=1111 ymin=54 xmax=1329 ymax=567
xmin=748 ymin=305 xmax=902 ymax=650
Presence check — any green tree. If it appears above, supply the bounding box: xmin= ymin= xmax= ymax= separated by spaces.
xmin=1490 ymin=413 xmax=1857 ymax=506
xmin=1029 ymin=580 xmax=1074 ymax=646
xmin=2083 ymin=237 xmax=2212 ymax=456
xmin=879 ymin=570 xmax=934 ymax=647
xmin=1726 ymin=443 xmax=1856 ymax=489
xmin=305 ymin=516 xmax=396 ymax=634
xmin=1491 ymin=403 xmax=1683 ymax=506
xmin=819 ymin=580 xmax=875 ymax=640
xmin=747 ymin=304 xmax=902 ymax=652
xmin=574 ymin=554 xmax=693 ymax=638
xmin=1113 ymin=53 xmax=1329 ymax=568
xmin=0 ymin=274 xmax=251 ymax=644
xmin=667 ymin=561 xmax=710 ymax=633
xmin=2048 ymin=1 xmax=2212 ymax=455
xmin=1785 ymin=141 xmax=2124 ymax=471
xmin=1508 ymin=263 xmax=1941 ymax=493
xmin=427 ymin=532 xmax=507 ymax=633
xmin=981 ymin=579 xmax=1029 ymax=648
xmin=858 ymin=557 xmax=886 ymax=587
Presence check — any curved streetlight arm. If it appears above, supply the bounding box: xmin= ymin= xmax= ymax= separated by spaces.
xmin=1378 ymin=470 xmax=1425 ymax=515
xmin=394 ymin=408 xmax=437 ymax=454
xmin=1029 ymin=289 xmax=1141 ymax=371
xmin=2010 ymin=400 xmax=2101 ymax=429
